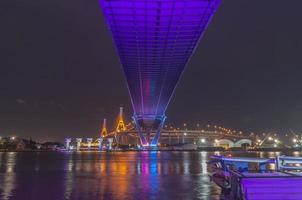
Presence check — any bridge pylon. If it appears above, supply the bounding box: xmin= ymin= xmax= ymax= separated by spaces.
xmin=101 ymin=118 xmax=108 ymax=137
xmin=116 ymin=107 xmax=126 ymax=133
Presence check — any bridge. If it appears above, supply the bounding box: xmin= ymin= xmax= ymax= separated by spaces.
xmin=105 ymin=107 xmax=253 ymax=148
xmin=98 ymin=0 xmax=222 ymax=148
xmin=112 ymin=129 xmax=253 ymax=148
xmin=93 ymin=0 xmax=280 ymax=150
xmin=65 ymin=107 xmax=254 ymax=151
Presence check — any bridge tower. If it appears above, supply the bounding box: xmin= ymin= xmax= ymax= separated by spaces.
xmin=101 ymin=118 xmax=108 ymax=137
xmin=116 ymin=107 xmax=126 ymax=133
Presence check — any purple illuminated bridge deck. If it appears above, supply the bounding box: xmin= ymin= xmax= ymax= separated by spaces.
xmin=99 ymin=0 xmax=221 ymax=147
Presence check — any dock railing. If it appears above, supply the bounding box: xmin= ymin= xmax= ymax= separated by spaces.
xmin=277 ymin=155 xmax=302 ymax=171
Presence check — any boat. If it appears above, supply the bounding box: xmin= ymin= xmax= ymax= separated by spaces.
xmin=209 ymin=155 xmax=302 ymax=200
xmin=208 ymin=155 xmax=274 ymax=194
xmin=276 ymin=155 xmax=302 ymax=172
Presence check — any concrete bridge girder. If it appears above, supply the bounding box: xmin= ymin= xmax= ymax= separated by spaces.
xmin=234 ymin=139 xmax=252 ymax=147
xmin=215 ymin=139 xmax=235 ymax=148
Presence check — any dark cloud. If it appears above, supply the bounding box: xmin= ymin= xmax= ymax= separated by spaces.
xmin=16 ymin=99 xmax=26 ymax=105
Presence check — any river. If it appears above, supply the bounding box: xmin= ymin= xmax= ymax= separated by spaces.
xmin=0 ymin=151 xmax=301 ymax=200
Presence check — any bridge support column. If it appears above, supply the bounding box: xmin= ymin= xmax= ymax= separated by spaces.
xmin=65 ymin=138 xmax=71 ymax=151
xmin=76 ymin=138 xmax=82 ymax=151
xmin=132 ymin=116 xmax=148 ymax=147
xmin=98 ymin=138 xmax=103 ymax=151
xmin=108 ymin=138 xmax=113 ymax=150
xmin=151 ymin=116 xmax=166 ymax=147
xmin=133 ymin=115 xmax=166 ymax=148
xmin=87 ymin=138 xmax=93 ymax=150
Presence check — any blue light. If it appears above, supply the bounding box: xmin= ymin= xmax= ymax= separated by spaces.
xmin=99 ymin=0 xmax=221 ymax=145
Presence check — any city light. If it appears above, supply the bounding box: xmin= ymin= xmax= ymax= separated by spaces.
xmin=56 ymin=107 xmax=299 ymax=151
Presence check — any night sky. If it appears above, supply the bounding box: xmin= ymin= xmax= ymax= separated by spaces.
xmin=1 ymin=0 xmax=302 ymax=141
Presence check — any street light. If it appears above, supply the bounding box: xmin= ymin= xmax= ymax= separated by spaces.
xmin=293 ymin=138 xmax=298 ymax=143
xmin=200 ymin=138 xmax=206 ymax=143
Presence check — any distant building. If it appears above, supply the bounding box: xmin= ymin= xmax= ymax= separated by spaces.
xmin=0 ymin=137 xmax=26 ymax=151
xmin=41 ymin=142 xmax=64 ymax=151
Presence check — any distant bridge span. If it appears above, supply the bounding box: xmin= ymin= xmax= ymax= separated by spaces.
xmin=104 ymin=128 xmax=254 ymax=147
xmin=105 ymin=129 xmax=253 ymax=139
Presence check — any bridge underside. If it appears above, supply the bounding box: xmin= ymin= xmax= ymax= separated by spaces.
xmin=99 ymin=0 xmax=221 ymax=147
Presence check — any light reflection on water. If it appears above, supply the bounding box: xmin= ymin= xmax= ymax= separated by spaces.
xmin=0 ymin=152 xmax=16 ymax=200
xmin=0 ymin=151 xmax=299 ymax=200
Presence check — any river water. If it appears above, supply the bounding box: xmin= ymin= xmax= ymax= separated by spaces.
xmin=0 ymin=151 xmax=300 ymax=200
